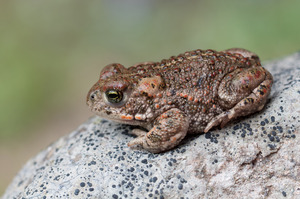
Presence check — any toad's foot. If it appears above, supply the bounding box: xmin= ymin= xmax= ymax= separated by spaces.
xmin=128 ymin=108 xmax=189 ymax=153
xmin=204 ymin=67 xmax=273 ymax=133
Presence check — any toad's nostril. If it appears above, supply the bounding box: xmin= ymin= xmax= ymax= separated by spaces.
xmin=90 ymin=94 xmax=96 ymax=101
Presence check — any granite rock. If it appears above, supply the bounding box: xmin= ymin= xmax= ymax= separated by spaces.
xmin=2 ymin=53 xmax=300 ymax=199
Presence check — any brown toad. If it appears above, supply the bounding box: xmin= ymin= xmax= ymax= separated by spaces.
xmin=87 ymin=48 xmax=273 ymax=153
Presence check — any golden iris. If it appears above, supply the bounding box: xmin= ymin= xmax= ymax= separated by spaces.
xmin=105 ymin=90 xmax=123 ymax=103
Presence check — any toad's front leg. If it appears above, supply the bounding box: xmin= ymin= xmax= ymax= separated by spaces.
xmin=128 ymin=108 xmax=190 ymax=153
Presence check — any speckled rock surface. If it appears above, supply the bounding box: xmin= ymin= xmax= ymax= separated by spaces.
xmin=2 ymin=53 xmax=300 ymax=199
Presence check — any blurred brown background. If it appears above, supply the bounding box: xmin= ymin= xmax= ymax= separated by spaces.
xmin=1 ymin=0 xmax=299 ymax=195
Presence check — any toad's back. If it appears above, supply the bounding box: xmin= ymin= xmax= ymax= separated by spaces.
xmin=125 ymin=49 xmax=263 ymax=132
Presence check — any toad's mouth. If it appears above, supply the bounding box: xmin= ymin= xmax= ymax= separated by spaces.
xmin=91 ymin=106 xmax=149 ymax=127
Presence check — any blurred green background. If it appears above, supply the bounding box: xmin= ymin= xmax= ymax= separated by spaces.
xmin=1 ymin=0 xmax=299 ymax=195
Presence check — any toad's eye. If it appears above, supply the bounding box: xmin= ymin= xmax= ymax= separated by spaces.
xmin=105 ymin=90 xmax=123 ymax=103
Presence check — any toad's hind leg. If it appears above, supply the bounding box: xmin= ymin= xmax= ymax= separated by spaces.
xmin=204 ymin=66 xmax=273 ymax=133
xmin=128 ymin=108 xmax=189 ymax=153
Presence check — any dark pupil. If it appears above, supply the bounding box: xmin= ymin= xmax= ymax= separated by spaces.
xmin=106 ymin=90 xmax=123 ymax=103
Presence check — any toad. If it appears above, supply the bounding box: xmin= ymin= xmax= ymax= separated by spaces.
xmin=87 ymin=48 xmax=273 ymax=153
